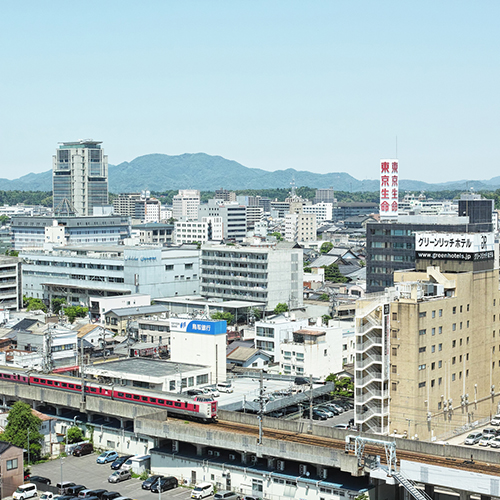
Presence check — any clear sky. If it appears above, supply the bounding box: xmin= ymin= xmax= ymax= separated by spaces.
xmin=1 ymin=1 xmax=499 ymax=183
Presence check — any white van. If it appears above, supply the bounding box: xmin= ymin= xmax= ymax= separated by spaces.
xmin=191 ymin=482 xmax=213 ymax=499
xmin=13 ymin=483 xmax=37 ymax=500
xmin=217 ymin=382 xmax=233 ymax=393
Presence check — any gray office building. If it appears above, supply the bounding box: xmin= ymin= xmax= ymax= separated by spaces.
xmin=366 ymin=196 xmax=494 ymax=293
xmin=53 ymin=140 xmax=108 ymax=216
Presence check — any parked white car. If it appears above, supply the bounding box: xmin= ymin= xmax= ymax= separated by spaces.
xmin=491 ymin=414 xmax=500 ymax=426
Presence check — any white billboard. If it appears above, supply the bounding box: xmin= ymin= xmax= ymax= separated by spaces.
xmin=379 ymin=159 xmax=399 ymax=220
xmin=415 ymin=232 xmax=495 ymax=261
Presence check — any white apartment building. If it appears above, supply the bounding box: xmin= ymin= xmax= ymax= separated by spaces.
xmin=255 ymin=316 xmax=308 ymax=362
xmin=246 ymin=206 xmax=264 ymax=229
xmin=279 ymin=321 xmax=355 ymax=379
xmin=303 ymin=202 xmax=333 ymax=222
xmin=174 ymin=217 xmax=223 ymax=245
xmin=285 ymin=213 xmax=317 ymax=242
xmin=201 ymin=242 xmax=303 ymax=311
xmin=173 ymin=190 xmax=201 ymax=220
xmin=135 ymin=196 xmax=161 ymax=223
xmin=198 ymin=200 xmax=247 ymax=241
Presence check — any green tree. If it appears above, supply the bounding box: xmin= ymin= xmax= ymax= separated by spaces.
xmin=249 ymin=308 xmax=262 ymax=321
xmin=271 ymin=232 xmax=283 ymax=241
xmin=66 ymin=426 xmax=84 ymax=444
xmin=322 ymin=314 xmax=332 ymax=325
xmin=26 ymin=297 xmax=47 ymax=313
xmin=320 ymin=242 xmax=333 ymax=254
xmin=0 ymin=215 xmax=10 ymax=224
xmin=322 ymin=263 xmax=348 ymax=283
xmin=63 ymin=306 xmax=88 ymax=323
xmin=325 ymin=374 xmax=354 ymax=396
xmin=319 ymin=293 xmax=330 ymax=301
xmin=211 ymin=312 xmax=234 ymax=325
xmin=0 ymin=402 xmax=43 ymax=463
xmin=51 ymin=298 xmax=66 ymax=315
xmin=303 ymin=267 xmax=312 ymax=273
xmin=273 ymin=303 xmax=289 ymax=315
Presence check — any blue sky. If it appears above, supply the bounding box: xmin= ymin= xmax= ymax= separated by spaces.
xmin=1 ymin=1 xmax=499 ymax=183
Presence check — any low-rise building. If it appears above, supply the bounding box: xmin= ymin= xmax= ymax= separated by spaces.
xmin=0 ymin=442 xmax=24 ymax=497
xmin=89 ymin=293 xmax=152 ymax=324
xmin=85 ymin=357 xmax=212 ymax=393
xmin=279 ymin=322 xmax=355 ymax=379
xmin=21 ymin=245 xmax=200 ymax=306
xmin=104 ymin=304 xmax=169 ymax=335
xmin=11 ymin=215 xmax=131 ymax=250
xmin=226 ymin=346 xmax=272 ymax=369
xmin=254 ymin=316 xmax=309 ymax=363
xmin=131 ymin=223 xmax=174 ymax=245
xmin=174 ymin=217 xmax=223 ymax=245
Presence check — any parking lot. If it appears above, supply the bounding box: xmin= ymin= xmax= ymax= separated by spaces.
xmin=23 ymin=454 xmax=193 ymax=500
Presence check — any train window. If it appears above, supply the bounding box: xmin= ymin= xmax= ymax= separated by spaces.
xmin=185 ymin=403 xmax=188 ymax=408
xmin=125 ymin=394 xmax=132 ymax=399
xmin=157 ymin=399 xmax=164 ymax=404
xmin=54 ymin=381 xmax=60 ymax=386
xmin=62 ymin=383 xmax=67 ymax=388
xmin=141 ymin=396 xmax=148 ymax=401
xmin=47 ymin=380 xmax=53 ymax=385
xmin=174 ymin=402 xmax=181 ymax=407
xmin=133 ymin=395 xmax=140 ymax=400
xmin=90 ymin=388 xmax=97 ymax=393
xmin=33 ymin=378 xmax=39 ymax=382
xmin=69 ymin=384 xmax=74 ymax=389
xmin=75 ymin=385 xmax=81 ymax=390
xmin=150 ymin=398 xmax=156 ymax=403
xmin=41 ymin=379 xmax=46 ymax=383
xmin=118 ymin=392 xmax=124 ymax=397
xmin=166 ymin=401 xmax=172 ymax=406
xmin=194 ymin=405 xmax=198 ymax=410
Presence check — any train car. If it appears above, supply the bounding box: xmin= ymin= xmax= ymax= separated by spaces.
xmin=0 ymin=365 xmax=217 ymax=422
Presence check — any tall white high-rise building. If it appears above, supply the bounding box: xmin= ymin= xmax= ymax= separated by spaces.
xmin=52 ymin=140 xmax=108 ymax=216
xmin=172 ymin=190 xmax=201 ymax=220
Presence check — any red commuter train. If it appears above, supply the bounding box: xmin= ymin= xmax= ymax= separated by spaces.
xmin=0 ymin=365 xmax=217 ymax=422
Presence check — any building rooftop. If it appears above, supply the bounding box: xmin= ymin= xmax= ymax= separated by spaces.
xmin=226 ymin=346 xmax=263 ymax=363
xmin=294 ymin=329 xmax=326 ymax=336
xmin=108 ymin=305 xmax=168 ymax=317
xmin=87 ymin=358 xmax=207 ymax=378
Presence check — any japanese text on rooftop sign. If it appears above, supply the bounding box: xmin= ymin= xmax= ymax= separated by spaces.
xmin=415 ymin=232 xmax=494 ymax=254
xmin=379 ymin=159 xmax=399 ymax=220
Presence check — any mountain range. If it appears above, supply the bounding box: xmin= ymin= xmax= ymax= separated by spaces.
xmin=2 ymin=153 xmax=500 ymax=193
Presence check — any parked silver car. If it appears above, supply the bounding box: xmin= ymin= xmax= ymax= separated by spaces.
xmin=108 ymin=470 xmax=132 ymax=483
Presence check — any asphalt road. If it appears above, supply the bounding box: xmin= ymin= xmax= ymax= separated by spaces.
xmin=23 ymin=454 xmax=194 ymax=500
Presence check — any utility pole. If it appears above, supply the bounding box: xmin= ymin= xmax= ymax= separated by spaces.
xmin=258 ymin=370 xmax=265 ymax=445
xmin=27 ymin=427 xmax=30 ymax=465
xmin=308 ymin=374 xmax=313 ymax=433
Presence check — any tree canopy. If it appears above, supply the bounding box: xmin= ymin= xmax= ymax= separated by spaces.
xmin=211 ymin=312 xmax=234 ymax=325
xmin=0 ymin=401 xmax=43 ymax=463
xmin=273 ymin=303 xmax=289 ymax=314
xmin=321 ymin=263 xmax=349 ymax=283
xmin=67 ymin=426 xmax=84 ymax=444
xmin=320 ymin=242 xmax=333 ymax=254
xmin=325 ymin=374 xmax=354 ymax=396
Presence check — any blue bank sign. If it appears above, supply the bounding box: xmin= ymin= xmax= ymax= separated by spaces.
xmin=170 ymin=319 xmax=227 ymax=335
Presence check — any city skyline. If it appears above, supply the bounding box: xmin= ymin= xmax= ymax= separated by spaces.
xmin=1 ymin=1 xmax=500 ymax=183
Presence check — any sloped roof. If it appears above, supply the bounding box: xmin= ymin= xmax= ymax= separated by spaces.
xmin=76 ymin=324 xmax=100 ymax=338
xmin=12 ymin=318 xmax=38 ymax=331
xmin=227 ymin=346 xmax=269 ymax=362
xmin=309 ymin=255 xmax=340 ymax=268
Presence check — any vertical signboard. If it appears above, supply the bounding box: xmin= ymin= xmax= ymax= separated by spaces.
xmin=380 ymin=159 xmax=399 ymax=220
xmin=383 ymin=303 xmax=390 ymax=380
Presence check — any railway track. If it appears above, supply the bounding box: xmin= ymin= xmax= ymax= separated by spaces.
xmin=211 ymin=419 xmax=500 ymax=477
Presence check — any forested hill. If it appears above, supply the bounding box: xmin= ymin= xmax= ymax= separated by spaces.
xmin=3 ymin=152 xmax=500 ymax=192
